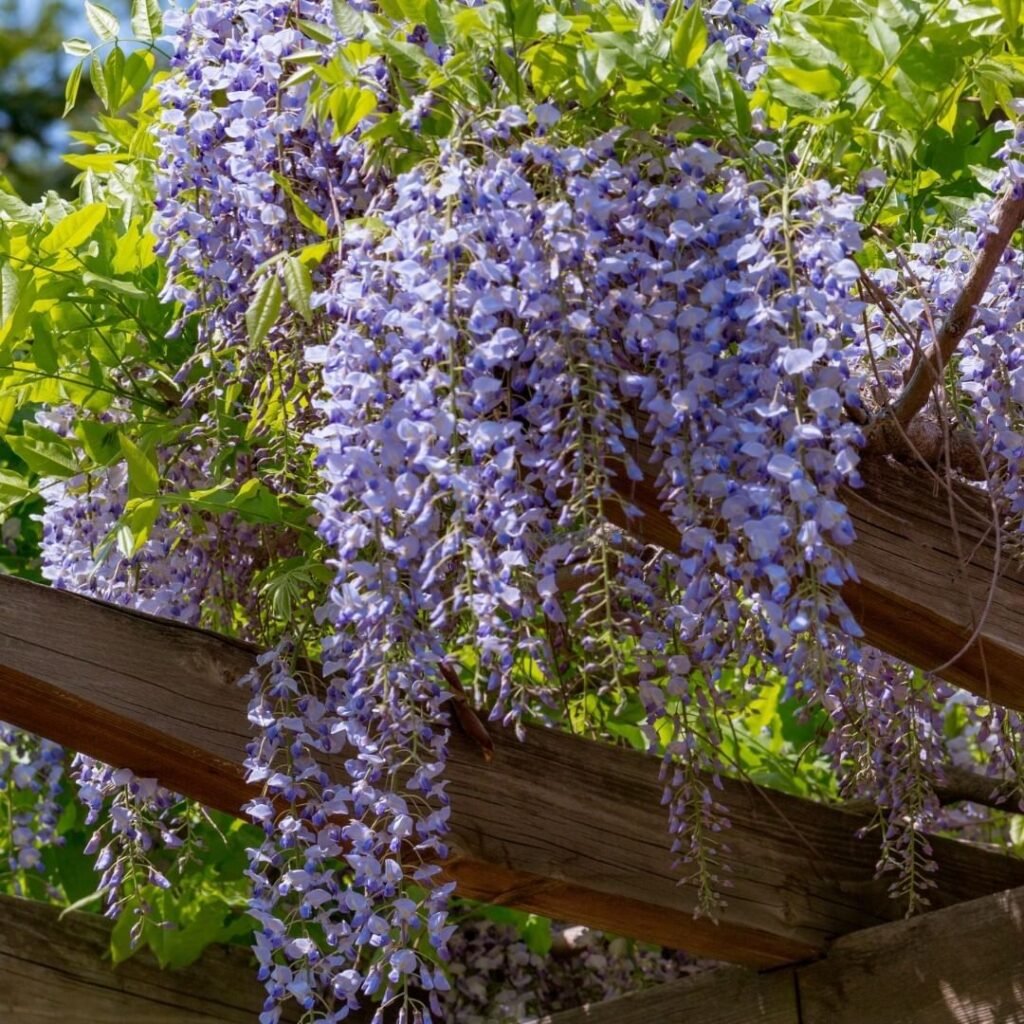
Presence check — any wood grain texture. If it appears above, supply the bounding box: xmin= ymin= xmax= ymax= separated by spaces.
xmin=1 ymin=577 xmax=1023 ymax=967
xmin=537 ymin=884 xmax=1024 ymax=1024
xmin=797 ymin=885 xmax=1024 ymax=1024
xmin=610 ymin=453 xmax=1024 ymax=712
xmin=529 ymin=967 xmax=798 ymax=1024
xmin=0 ymin=894 xmax=311 ymax=1023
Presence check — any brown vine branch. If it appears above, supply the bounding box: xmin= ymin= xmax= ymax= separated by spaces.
xmin=871 ymin=188 xmax=1024 ymax=451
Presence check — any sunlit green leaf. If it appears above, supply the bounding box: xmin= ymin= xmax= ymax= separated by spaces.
xmin=283 ymin=254 xmax=314 ymax=323
xmin=39 ymin=203 xmax=107 ymax=255
xmin=130 ymin=0 xmax=163 ymax=40
xmin=85 ymin=1 xmax=120 ymax=41
xmin=246 ymin=273 xmax=283 ymax=347
xmin=120 ymin=434 xmax=160 ymax=497
xmin=670 ymin=0 xmax=706 ymax=69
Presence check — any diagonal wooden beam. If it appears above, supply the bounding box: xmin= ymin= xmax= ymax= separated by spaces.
xmin=0 ymin=577 xmax=1022 ymax=967
xmin=536 ymin=884 xmax=1024 ymax=1024
xmin=533 ymin=966 xmax=797 ymax=1024
xmin=609 ymin=453 xmax=1024 ymax=712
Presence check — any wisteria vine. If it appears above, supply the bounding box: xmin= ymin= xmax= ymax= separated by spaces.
xmin=4 ymin=0 xmax=1024 ymax=1020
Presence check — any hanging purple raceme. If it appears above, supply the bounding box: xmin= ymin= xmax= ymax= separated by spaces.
xmin=820 ymin=644 xmax=949 ymax=910
xmin=37 ymin=435 xmax=280 ymax=929
xmin=304 ymin=126 xmax=879 ymax=920
xmin=241 ymin=640 xmax=454 ymax=1024
xmin=0 ymin=725 xmax=64 ymax=886
xmin=154 ymin=0 xmax=370 ymax=394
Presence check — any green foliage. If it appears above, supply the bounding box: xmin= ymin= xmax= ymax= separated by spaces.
xmin=761 ymin=0 xmax=1024 ymax=230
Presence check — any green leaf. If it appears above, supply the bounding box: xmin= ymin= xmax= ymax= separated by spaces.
xmin=577 ymin=46 xmax=617 ymax=99
xmin=63 ymin=153 xmax=130 ymax=172
xmin=328 ymin=85 xmax=378 ymax=136
xmin=332 ymin=0 xmax=366 ymax=37
xmin=117 ymin=497 xmax=159 ymax=555
xmin=64 ymin=61 xmax=84 ymax=116
xmin=112 ymin=218 xmax=157 ymax=275
xmin=997 ymin=0 xmax=1021 ymax=34
xmin=105 ymin=45 xmax=126 ymax=109
xmin=282 ymin=65 xmax=319 ymax=90
xmin=297 ymin=18 xmax=336 ymax=44
xmin=522 ymin=914 xmax=553 ymax=956
xmin=245 ymin=273 xmax=283 ymax=347
xmin=81 ymin=271 xmax=148 ymax=299
xmin=671 ymin=0 xmax=707 ymax=70
xmin=120 ymin=50 xmax=156 ymax=107
xmin=32 ymin=325 xmax=58 ymax=374
xmin=0 ymin=189 xmax=36 ymax=223
xmin=8 ymin=426 xmax=78 ymax=479
xmin=537 ymin=10 xmax=573 ymax=34
xmin=0 ymin=469 xmax=33 ymax=505
xmin=283 ymin=255 xmax=314 ymax=323
xmin=424 ymin=0 xmax=446 ymax=43
xmin=63 ymin=37 xmax=93 ymax=57
xmin=0 ymin=273 xmax=35 ymax=350
xmin=85 ymin=1 xmax=120 ymax=41
xmin=39 ymin=203 xmax=107 ymax=255
xmin=231 ymin=478 xmax=289 ymax=524
xmin=119 ymin=434 xmax=159 ymax=497
xmin=161 ymin=481 xmax=291 ymax=526
xmin=0 ymin=263 xmax=22 ymax=324
xmin=75 ymin=420 xmax=121 ymax=466
xmin=271 ymin=172 xmax=329 ymax=237
xmin=89 ymin=54 xmax=109 ymax=109
xmin=130 ymin=0 xmax=162 ymax=40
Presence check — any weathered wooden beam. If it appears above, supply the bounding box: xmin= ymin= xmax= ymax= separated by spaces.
xmin=0 ymin=577 xmax=1023 ymax=968
xmin=609 ymin=454 xmax=1024 ymax=712
xmin=536 ymin=884 xmax=1024 ymax=1024
xmin=796 ymin=883 xmax=1024 ymax=1024
xmin=0 ymin=893 xmax=309 ymax=1023
xmin=531 ymin=966 xmax=798 ymax=1024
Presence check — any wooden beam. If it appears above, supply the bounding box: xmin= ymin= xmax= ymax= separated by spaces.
xmin=796 ymin=883 xmax=1024 ymax=1024
xmin=0 ymin=893 xmax=310 ymax=1023
xmin=537 ymin=884 xmax=1024 ymax=1024
xmin=530 ymin=967 xmax=797 ymax=1024
xmin=0 ymin=578 xmax=1023 ymax=967
xmin=609 ymin=454 xmax=1024 ymax=712
xmin=7 ymin=885 xmax=1024 ymax=1024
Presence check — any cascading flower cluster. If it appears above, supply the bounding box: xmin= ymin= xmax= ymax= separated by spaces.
xmin=31 ymin=437 xmax=287 ymax=930
xmin=0 ymin=725 xmax=63 ymax=885
xmin=821 ymin=646 xmax=951 ymax=906
xmin=241 ymin=642 xmax=454 ymax=1024
xmin=154 ymin=0 xmax=365 ymax=355
xmin=310 ymin=126 xmax=874 ymax=911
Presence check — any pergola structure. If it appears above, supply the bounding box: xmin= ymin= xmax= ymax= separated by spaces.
xmin=2 ymin=455 xmax=1024 ymax=1021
